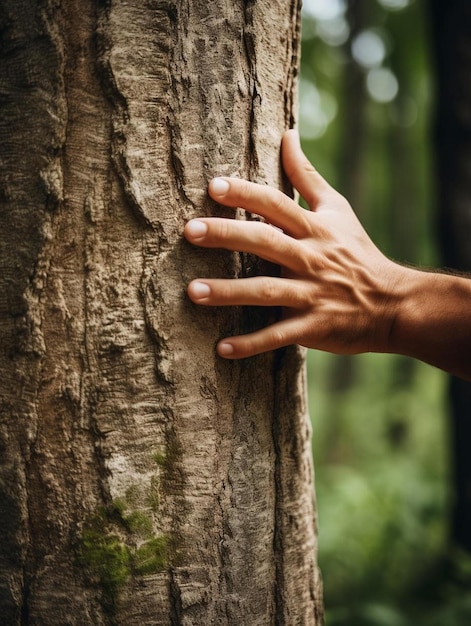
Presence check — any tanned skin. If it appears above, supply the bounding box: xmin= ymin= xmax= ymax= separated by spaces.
xmin=184 ymin=129 xmax=471 ymax=382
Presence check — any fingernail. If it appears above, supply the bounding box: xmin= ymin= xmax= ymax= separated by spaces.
xmin=211 ymin=178 xmax=230 ymax=195
xmin=186 ymin=220 xmax=208 ymax=239
xmin=218 ymin=342 xmax=234 ymax=356
xmin=191 ymin=281 xmax=211 ymax=299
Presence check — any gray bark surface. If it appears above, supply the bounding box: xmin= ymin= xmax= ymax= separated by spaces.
xmin=0 ymin=0 xmax=323 ymax=623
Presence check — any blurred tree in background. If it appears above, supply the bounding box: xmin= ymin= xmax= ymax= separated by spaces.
xmin=301 ymin=1 xmax=471 ymax=624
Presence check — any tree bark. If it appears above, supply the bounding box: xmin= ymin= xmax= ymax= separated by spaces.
xmin=429 ymin=0 xmax=471 ymax=555
xmin=0 ymin=0 xmax=323 ymax=624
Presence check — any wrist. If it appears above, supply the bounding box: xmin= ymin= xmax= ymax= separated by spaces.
xmin=384 ymin=265 xmax=432 ymax=356
xmin=373 ymin=261 xmax=417 ymax=355
xmin=385 ymin=266 xmax=471 ymax=379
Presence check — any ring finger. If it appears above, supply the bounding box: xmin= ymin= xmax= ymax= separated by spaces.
xmin=188 ymin=276 xmax=311 ymax=308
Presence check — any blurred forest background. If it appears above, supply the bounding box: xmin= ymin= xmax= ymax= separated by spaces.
xmin=300 ymin=1 xmax=471 ymax=624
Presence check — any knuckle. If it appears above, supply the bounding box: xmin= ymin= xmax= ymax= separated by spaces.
xmin=269 ymin=188 xmax=288 ymax=214
xmin=301 ymin=159 xmax=318 ymax=176
xmin=297 ymin=245 xmax=316 ymax=276
xmin=239 ymin=179 xmax=255 ymax=205
xmin=214 ymin=219 xmax=231 ymax=241
xmin=219 ymin=280 xmax=234 ymax=300
xmin=336 ymin=194 xmax=353 ymax=212
xmin=259 ymin=277 xmax=277 ymax=302
xmin=304 ymin=285 xmax=318 ymax=308
xmin=260 ymin=222 xmax=279 ymax=248
xmin=312 ymin=222 xmax=334 ymax=243
xmin=270 ymin=327 xmax=286 ymax=347
xmin=239 ymin=180 xmax=269 ymax=213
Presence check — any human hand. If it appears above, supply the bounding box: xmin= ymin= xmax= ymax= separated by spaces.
xmin=184 ymin=129 xmax=403 ymax=359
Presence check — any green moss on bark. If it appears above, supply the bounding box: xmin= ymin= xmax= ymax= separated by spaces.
xmin=78 ymin=512 xmax=131 ymax=614
xmin=78 ymin=499 xmax=171 ymax=611
xmin=134 ymin=536 xmax=169 ymax=575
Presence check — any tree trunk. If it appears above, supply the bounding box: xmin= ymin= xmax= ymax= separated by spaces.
xmin=0 ymin=0 xmax=323 ymax=624
xmin=429 ymin=0 xmax=471 ymax=554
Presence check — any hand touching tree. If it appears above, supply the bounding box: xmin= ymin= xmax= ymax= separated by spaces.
xmin=185 ymin=130 xmax=471 ymax=381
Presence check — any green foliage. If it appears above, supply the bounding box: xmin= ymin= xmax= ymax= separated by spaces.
xmin=300 ymin=0 xmax=435 ymax=265
xmin=299 ymin=1 xmax=470 ymax=623
xmin=322 ymin=549 xmax=471 ymax=625
xmin=307 ymin=353 xmax=455 ymax=624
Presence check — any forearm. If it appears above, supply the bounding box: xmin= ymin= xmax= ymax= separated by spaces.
xmin=388 ymin=267 xmax=471 ymax=380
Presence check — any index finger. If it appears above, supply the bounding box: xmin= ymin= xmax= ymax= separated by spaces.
xmin=208 ymin=177 xmax=310 ymax=239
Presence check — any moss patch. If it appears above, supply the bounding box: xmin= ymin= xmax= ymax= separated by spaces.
xmin=134 ymin=536 xmax=169 ymax=575
xmin=78 ymin=512 xmax=131 ymax=613
xmin=78 ymin=503 xmax=170 ymax=613
xmin=125 ymin=510 xmax=153 ymax=537
xmin=147 ymin=475 xmax=160 ymax=512
xmin=152 ymin=451 xmax=167 ymax=467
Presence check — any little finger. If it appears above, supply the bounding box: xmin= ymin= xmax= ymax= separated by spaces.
xmin=217 ymin=317 xmax=304 ymax=359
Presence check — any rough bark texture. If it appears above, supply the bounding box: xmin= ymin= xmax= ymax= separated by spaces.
xmin=0 ymin=1 xmax=323 ymax=624
xmin=429 ymin=0 xmax=471 ymax=554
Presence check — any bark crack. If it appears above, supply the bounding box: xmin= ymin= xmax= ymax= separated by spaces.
xmin=242 ymin=0 xmax=261 ymax=178
xmin=284 ymin=0 xmax=302 ymax=130
xmin=95 ymin=3 xmax=157 ymax=231
xmin=272 ymin=350 xmax=287 ymax=626
xmin=169 ymin=567 xmax=183 ymax=626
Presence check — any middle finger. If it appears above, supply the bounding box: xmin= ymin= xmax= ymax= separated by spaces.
xmin=184 ymin=218 xmax=311 ymax=275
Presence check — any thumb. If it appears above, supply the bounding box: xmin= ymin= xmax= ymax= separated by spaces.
xmin=281 ymin=129 xmax=335 ymax=210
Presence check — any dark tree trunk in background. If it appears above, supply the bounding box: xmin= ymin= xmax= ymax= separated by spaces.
xmin=429 ymin=0 xmax=471 ymax=553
